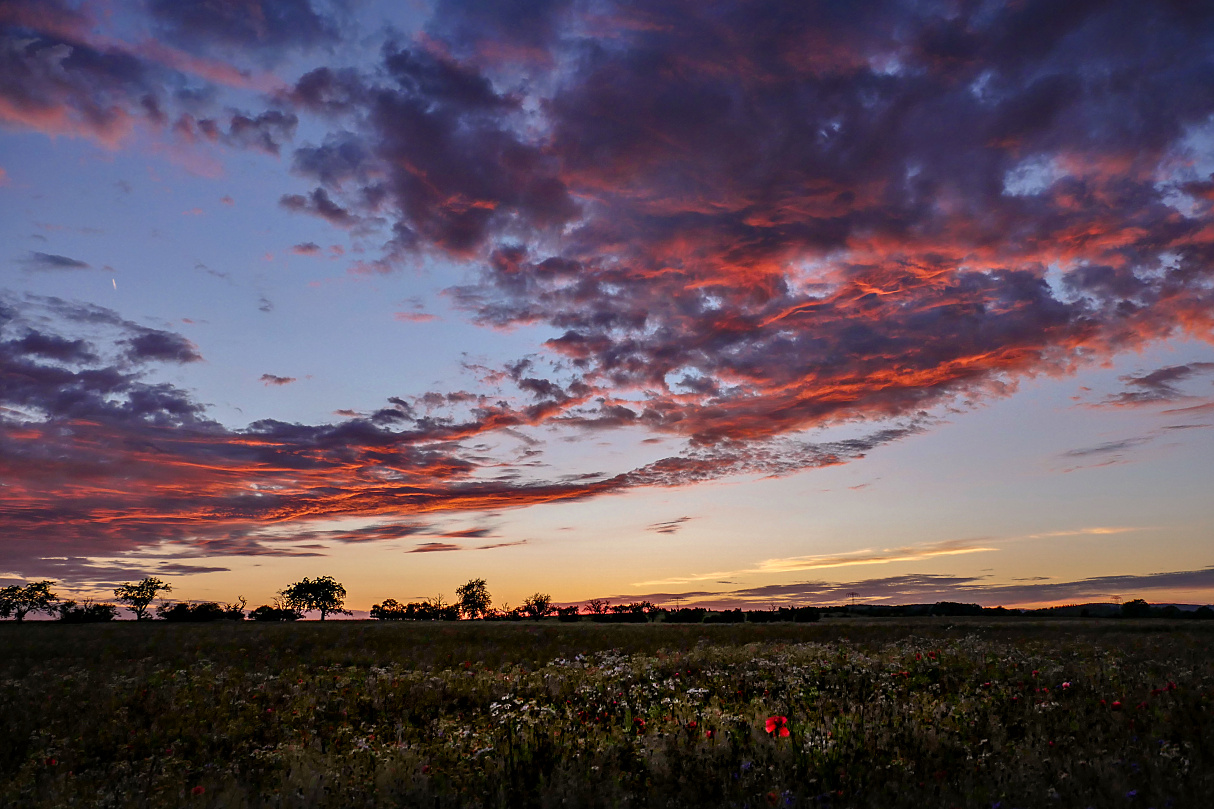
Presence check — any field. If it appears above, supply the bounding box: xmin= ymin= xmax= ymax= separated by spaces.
xmin=2 ymin=619 xmax=1212 ymax=808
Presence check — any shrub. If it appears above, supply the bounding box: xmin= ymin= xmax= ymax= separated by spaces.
xmin=55 ymin=600 xmax=118 ymax=623
xmin=157 ymin=602 xmax=244 ymax=622
xmin=665 ymin=608 xmax=706 ymax=623
xmin=703 ymin=608 xmax=744 ymax=623
xmin=370 ymin=598 xmax=459 ymax=621
xmin=249 ymin=605 xmax=301 ymax=622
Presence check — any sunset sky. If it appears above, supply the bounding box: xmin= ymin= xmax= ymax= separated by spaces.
xmin=2 ymin=0 xmax=1213 ymax=614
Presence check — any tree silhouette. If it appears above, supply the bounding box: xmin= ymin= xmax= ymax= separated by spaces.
xmin=456 ymin=578 xmax=491 ymax=619
xmin=113 ymin=578 xmax=172 ymax=621
xmin=56 ymin=599 xmax=119 ymax=623
xmin=0 ymin=581 xmax=59 ymax=621
xmin=280 ymin=576 xmax=350 ymax=620
xmin=584 ymin=599 xmax=609 ymax=615
xmin=521 ymin=592 xmax=553 ymax=618
xmin=1121 ymin=598 xmax=1152 ymax=619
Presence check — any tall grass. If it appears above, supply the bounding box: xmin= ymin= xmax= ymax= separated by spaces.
xmin=2 ymin=620 xmax=1211 ymax=807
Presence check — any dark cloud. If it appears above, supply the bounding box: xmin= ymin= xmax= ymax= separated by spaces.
xmin=147 ymin=0 xmax=341 ymax=57
xmin=123 ymin=330 xmax=202 ymax=364
xmin=224 ymin=109 xmax=298 ymax=155
xmin=0 ymin=293 xmax=924 ymax=577
xmin=7 ymin=1 xmax=1214 ymax=578
xmin=0 ymin=5 xmax=158 ymax=145
xmin=648 ymin=516 xmax=692 ymax=535
xmin=407 ymin=542 xmax=461 ymax=553
xmin=279 ymin=187 xmax=358 ymax=227
xmin=1096 ymin=363 xmax=1214 ymax=407
xmin=260 ymin=374 xmax=297 ymax=386
xmin=20 ymin=252 xmax=91 ymax=271
xmin=277 ymin=0 xmax=1214 ymax=450
xmin=438 ymin=527 xmax=493 ymax=539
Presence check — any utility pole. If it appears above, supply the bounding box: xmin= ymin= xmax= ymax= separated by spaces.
xmin=847 ymin=591 xmax=859 ymax=607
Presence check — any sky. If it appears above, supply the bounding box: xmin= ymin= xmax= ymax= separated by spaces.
xmin=2 ymin=0 xmax=1213 ymax=614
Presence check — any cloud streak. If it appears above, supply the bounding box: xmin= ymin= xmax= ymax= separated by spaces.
xmin=634 ymin=538 xmax=999 ymax=587
xmin=618 ymin=566 xmax=1214 ymax=610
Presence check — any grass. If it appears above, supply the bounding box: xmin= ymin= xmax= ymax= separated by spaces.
xmin=1 ymin=619 xmax=1212 ymax=807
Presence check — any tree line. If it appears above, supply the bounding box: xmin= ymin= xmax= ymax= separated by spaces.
xmin=0 ymin=576 xmax=350 ymax=623
xmin=4 ymin=577 xmax=1212 ymax=623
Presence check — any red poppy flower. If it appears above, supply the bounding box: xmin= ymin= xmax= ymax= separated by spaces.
xmin=191 ymin=786 xmax=205 ymax=796
xmin=765 ymin=716 xmax=790 ymax=737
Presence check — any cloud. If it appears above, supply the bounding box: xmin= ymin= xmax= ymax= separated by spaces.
xmin=147 ymin=0 xmax=342 ymax=59
xmin=616 ymin=566 xmax=1214 ymax=610
xmin=477 ymin=539 xmax=526 ymax=550
xmin=393 ymin=311 xmax=439 ymax=323
xmin=634 ymin=537 xmax=997 ymax=587
xmin=755 ymin=538 xmax=997 ymax=574
xmin=1091 ymin=363 xmax=1214 ymax=407
xmin=0 ymin=295 xmax=927 ymax=575
xmin=279 ymin=187 xmax=357 ymax=227
xmin=438 ymin=527 xmax=493 ymax=539
xmin=260 ymin=373 xmax=297 ymax=386
xmin=123 ymin=330 xmax=202 ymax=364
xmin=7 ymin=2 xmax=1214 ymax=579
xmin=291 ymin=242 xmax=322 ymax=255
xmin=20 ymin=252 xmax=91 ymax=271
xmin=407 ymin=542 xmax=460 ymax=553
xmin=274 ymin=0 xmax=1214 ymax=454
xmin=648 ymin=516 xmax=692 ymax=534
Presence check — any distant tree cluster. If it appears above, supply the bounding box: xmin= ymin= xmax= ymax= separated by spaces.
xmin=5 ymin=575 xmax=1212 ymax=626
xmin=157 ymin=598 xmax=246 ymax=622
xmin=370 ymin=596 xmax=459 ymax=621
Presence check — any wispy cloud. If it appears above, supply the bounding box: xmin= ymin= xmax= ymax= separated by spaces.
xmin=615 ymin=566 xmax=1214 ymax=610
xmin=633 ymin=538 xmax=998 ymax=588
xmin=20 ymin=252 xmax=91 ymax=271
xmin=648 ymin=516 xmax=693 ymax=535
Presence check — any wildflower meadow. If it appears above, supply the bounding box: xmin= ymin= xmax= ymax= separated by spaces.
xmin=2 ymin=620 xmax=1212 ymax=807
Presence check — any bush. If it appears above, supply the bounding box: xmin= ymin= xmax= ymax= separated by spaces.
xmin=56 ymin=600 xmax=118 ymax=623
xmin=664 ymin=608 xmax=706 ymax=623
xmin=249 ymin=605 xmax=301 ymax=622
xmin=703 ymin=609 xmax=744 ymax=623
xmin=1121 ymin=599 xmax=1152 ymax=619
xmin=556 ymin=606 xmax=581 ymax=622
xmin=370 ymin=598 xmax=459 ymax=621
xmin=157 ymin=602 xmax=243 ymax=622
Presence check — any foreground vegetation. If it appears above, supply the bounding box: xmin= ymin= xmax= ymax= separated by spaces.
xmin=2 ymin=620 xmax=1212 ymax=808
